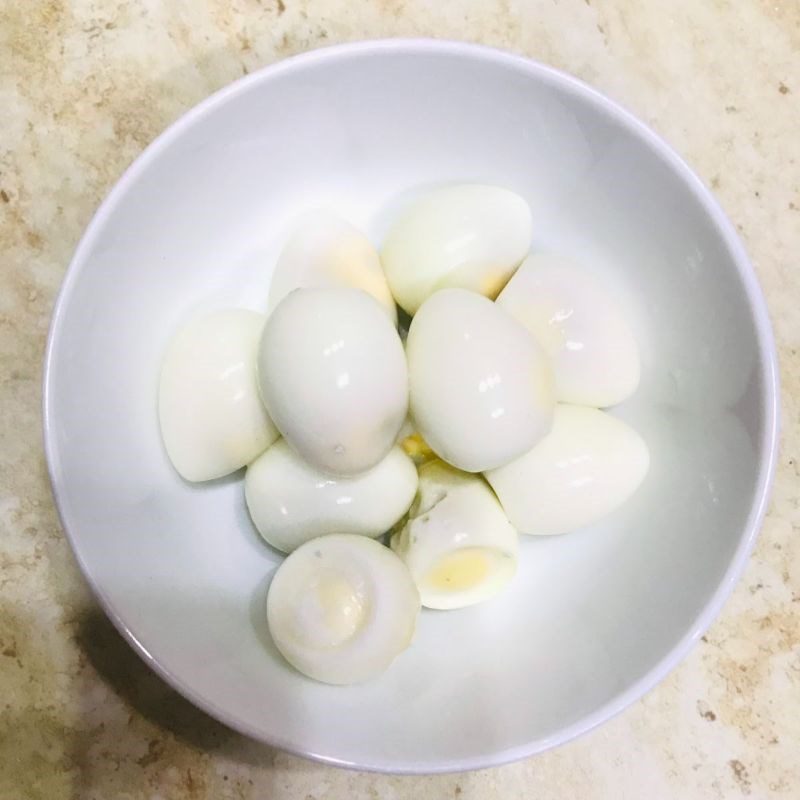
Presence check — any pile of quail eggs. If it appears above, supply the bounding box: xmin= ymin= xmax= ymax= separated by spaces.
xmin=158 ymin=184 xmax=648 ymax=685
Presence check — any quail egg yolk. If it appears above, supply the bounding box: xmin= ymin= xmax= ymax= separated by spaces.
xmin=293 ymin=570 xmax=369 ymax=649
xmin=424 ymin=547 xmax=492 ymax=593
xmin=400 ymin=432 xmax=436 ymax=463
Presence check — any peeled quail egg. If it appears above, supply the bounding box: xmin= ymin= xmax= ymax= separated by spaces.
xmin=245 ymin=441 xmax=418 ymax=553
xmin=158 ymin=309 xmax=278 ymax=482
xmin=381 ymin=184 xmax=533 ymax=314
xmin=267 ymin=212 xmax=397 ymax=323
xmin=267 ymin=534 xmax=420 ymax=684
xmin=391 ymin=460 xmax=518 ymax=610
xmin=258 ymin=287 xmax=408 ymax=476
xmin=485 ymin=404 xmax=650 ymax=535
xmin=497 ymin=254 xmax=640 ymax=408
xmin=406 ymin=288 xmax=555 ymax=472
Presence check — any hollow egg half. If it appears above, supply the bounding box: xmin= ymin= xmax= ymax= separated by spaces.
xmin=267 ymin=534 xmax=420 ymax=684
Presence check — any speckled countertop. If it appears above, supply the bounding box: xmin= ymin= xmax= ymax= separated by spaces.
xmin=1 ymin=1 xmax=799 ymax=798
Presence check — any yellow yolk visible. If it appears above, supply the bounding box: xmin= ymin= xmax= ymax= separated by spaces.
xmin=480 ymin=270 xmax=513 ymax=299
xmin=391 ymin=460 xmax=519 ymax=610
xmin=424 ymin=548 xmax=492 ymax=592
xmin=267 ymin=534 xmax=420 ymax=685
xmin=400 ymin=433 xmax=436 ymax=464
xmin=294 ymin=570 xmax=368 ymax=649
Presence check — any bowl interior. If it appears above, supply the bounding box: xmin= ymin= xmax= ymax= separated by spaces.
xmin=45 ymin=41 xmax=775 ymax=772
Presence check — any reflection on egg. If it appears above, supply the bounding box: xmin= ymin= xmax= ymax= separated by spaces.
xmin=407 ymin=289 xmax=555 ymax=472
xmin=381 ymin=184 xmax=533 ymax=314
xmin=158 ymin=310 xmax=279 ymax=482
xmin=485 ymin=405 xmax=650 ymax=535
xmin=497 ymin=254 xmax=640 ymax=408
xmin=267 ymin=534 xmax=420 ymax=684
xmin=267 ymin=212 xmax=397 ymax=323
xmin=258 ymin=287 xmax=408 ymax=476
xmin=245 ymin=441 xmax=418 ymax=553
xmin=391 ymin=460 xmax=518 ymax=610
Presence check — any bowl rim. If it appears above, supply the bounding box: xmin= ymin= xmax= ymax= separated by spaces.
xmin=42 ymin=37 xmax=781 ymax=774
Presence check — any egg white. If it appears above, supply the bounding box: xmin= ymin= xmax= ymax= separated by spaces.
xmin=268 ymin=211 xmax=397 ymax=324
xmin=258 ymin=287 xmax=408 ymax=476
xmin=158 ymin=309 xmax=278 ymax=482
xmin=267 ymin=534 xmax=420 ymax=684
xmin=392 ymin=460 xmax=518 ymax=610
xmin=381 ymin=184 xmax=533 ymax=314
xmin=497 ymin=254 xmax=640 ymax=408
xmin=406 ymin=288 xmax=554 ymax=472
xmin=246 ymin=441 xmax=418 ymax=553
xmin=485 ymin=404 xmax=650 ymax=535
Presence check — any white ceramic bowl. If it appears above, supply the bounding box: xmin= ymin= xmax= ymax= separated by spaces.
xmin=43 ymin=40 xmax=779 ymax=773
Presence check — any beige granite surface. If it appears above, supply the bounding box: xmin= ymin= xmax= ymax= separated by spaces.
xmin=1 ymin=0 xmax=799 ymax=797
